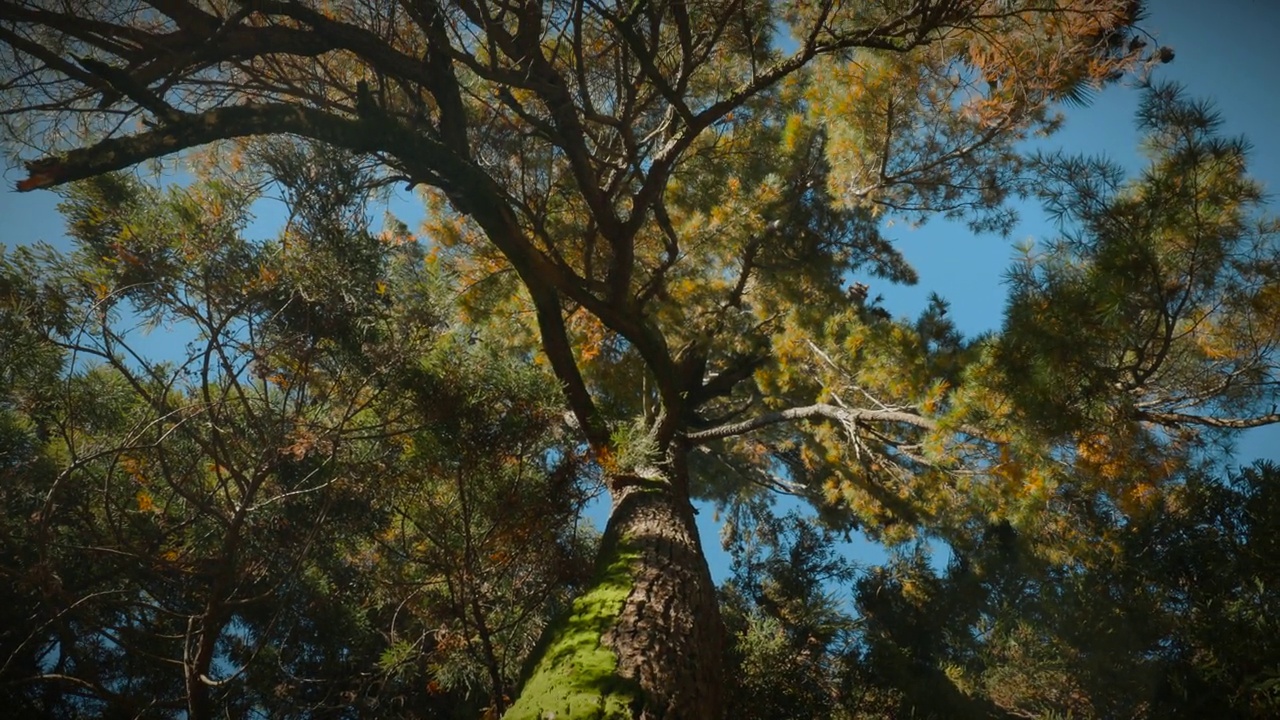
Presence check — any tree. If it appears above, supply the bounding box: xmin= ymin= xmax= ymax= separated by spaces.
xmin=0 ymin=161 xmax=595 ymax=718
xmin=707 ymin=83 xmax=1280 ymax=720
xmin=0 ymin=1 xmax=1223 ymax=716
xmin=718 ymin=508 xmax=860 ymax=720
xmin=830 ymin=459 xmax=1280 ymax=720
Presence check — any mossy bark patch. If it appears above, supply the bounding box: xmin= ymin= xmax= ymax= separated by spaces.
xmin=504 ymin=535 xmax=642 ymax=719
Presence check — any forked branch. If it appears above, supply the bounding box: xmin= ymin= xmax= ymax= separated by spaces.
xmin=685 ymin=402 xmax=995 ymax=444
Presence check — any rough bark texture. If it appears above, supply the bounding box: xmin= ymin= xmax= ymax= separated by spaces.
xmin=506 ymin=467 xmax=723 ymax=719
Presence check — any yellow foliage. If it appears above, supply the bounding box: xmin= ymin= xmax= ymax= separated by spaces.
xmin=257 ymin=264 xmax=279 ymax=286
xmin=1116 ymin=481 xmax=1161 ymax=517
xmin=900 ymin=578 xmax=924 ymax=604
xmin=595 ymin=446 xmax=617 ymax=475
xmin=920 ymin=380 xmax=950 ymax=413
xmin=1077 ymin=432 xmax=1132 ymax=480
xmin=822 ymin=479 xmax=841 ymax=504
xmin=570 ymin=312 xmax=607 ymax=363
xmin=1075 ymin=432 xmax=1111 ymax=467
xmin=121 ymin=454 xmax=146 ymax=483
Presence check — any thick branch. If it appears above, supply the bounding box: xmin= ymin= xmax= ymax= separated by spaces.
xmin=14 ymin=100 xmax=625 ymax=448
xmin=1137 ymin=410 xmax=1280 ymax=430
xmin=418 ymin=0 xmax=470 ymax=151
xmin=530 ymin=286 xmax=610 ymax=449
xmin=145 ymin=0 xmax=220 ymax=32
xmin=689 ymin=353 xmax=768 ymax=407
xmin=685 ymin=402 xmax=990 ymax=443
xmin=15 ymin=104 xmax=359 ymax=190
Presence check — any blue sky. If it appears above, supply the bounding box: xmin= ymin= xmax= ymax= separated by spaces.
xmin=870 ymin=0 xmax=1280 ymax=463
xmin=2 ymin=1 xmax=1277 ymax=578
xmin=879 ymin=0 xmax=1280 ymax=330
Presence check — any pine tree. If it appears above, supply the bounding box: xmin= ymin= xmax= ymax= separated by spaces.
xmin=0 ymin=2 xmax=1249 ymax=717
xmin=0 ymin=162 xmax=592 ymax=718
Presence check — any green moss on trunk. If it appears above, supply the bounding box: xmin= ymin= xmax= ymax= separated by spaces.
xmin=504 ymin=534 xmax=643 ymax=719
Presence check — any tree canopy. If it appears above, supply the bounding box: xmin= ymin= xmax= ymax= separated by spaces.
xmin=1 ymin=1 xmax=1278 ymax=718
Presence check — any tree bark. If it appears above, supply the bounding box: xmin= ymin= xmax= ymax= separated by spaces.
xmin=505 ymin=453 xmax=724 ymax=719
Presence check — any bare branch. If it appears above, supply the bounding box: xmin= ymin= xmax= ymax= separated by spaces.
xmin=685 ymin=402 xmax=993 ymax=443
xmin=1137 ymin=409 xmax=1280 ymax=430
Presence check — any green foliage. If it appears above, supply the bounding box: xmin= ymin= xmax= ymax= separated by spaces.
xmin=607 ymin=417 xmax=661 ymax=476
xmin=720 ymin=510 xmax=859 ymax=720
xmin=1001 ymin=83 xmax=1280 ymax=440
xmin=714 ymin=457 xmax=1280 ymax=720
xmin=836 ymin=460 xmax=1280 ymax=720
xmin=707 ymin=84 xmax=1280 ymax=720
xmin=0 ymin=167 xmax=593 ymax=718
xmin=1 ymin=0 xmax=1276 ymax=715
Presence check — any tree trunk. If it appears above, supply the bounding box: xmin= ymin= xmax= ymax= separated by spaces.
xmin=505 ymin=455 xmax=724 ymax=719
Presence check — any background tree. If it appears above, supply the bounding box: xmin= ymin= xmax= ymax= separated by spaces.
xmin=0 ymin=156 xmax=594 ymax=718
xmin=829 ymin=459 xmax=1280 ymax=720
xmin=717 ymin=508 xmax=860 ymax=720
xmin=707 ymin=85 xmax=1280 ymax=720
